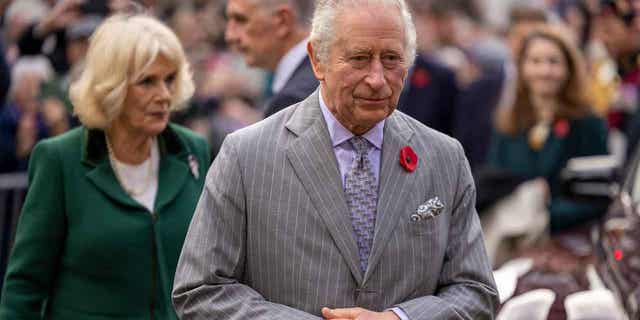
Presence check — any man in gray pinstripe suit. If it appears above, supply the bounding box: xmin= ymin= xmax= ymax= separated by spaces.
xmin=173 ymin=0 xmax=499 ymax=319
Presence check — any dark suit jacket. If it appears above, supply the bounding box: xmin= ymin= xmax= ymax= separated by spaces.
xmin=453 ymin=65 xmax=505 ymax=169
xmin=397 ymin=54 xmax=458 ymax=136
xmin=0 ymin=124 xmax=210 ymax=319
xmin=263 ymin=56 xmax=318 ymax=118
xmin=0 ymin=40 xmax=9 ymax=108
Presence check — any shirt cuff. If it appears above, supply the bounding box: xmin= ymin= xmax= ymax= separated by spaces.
xmin=390 ymin=307 xmax=409 ymax=320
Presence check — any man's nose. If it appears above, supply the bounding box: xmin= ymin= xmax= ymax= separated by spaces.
xmin=365 ymin=58 xmax=386 ymax=90
xmin=225 ymin=21 xmax=238 ymax=45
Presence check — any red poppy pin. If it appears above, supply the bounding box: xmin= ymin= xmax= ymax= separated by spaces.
xmin=554 ymin=119 xmax=570 ymax=138
xmin=411 ymin=68 xmax=430 ymax=88
xmin=399 ymin=146 xmax=418 ymax=172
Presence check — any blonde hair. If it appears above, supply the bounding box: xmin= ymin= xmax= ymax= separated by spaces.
xmin=70 ymin=14 xmax=195 ymax=129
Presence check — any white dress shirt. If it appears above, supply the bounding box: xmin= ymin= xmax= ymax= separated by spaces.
xmin=272 ymin=38 xmax=309 ymax=95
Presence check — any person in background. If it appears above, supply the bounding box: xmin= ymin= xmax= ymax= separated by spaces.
xmin=0 ymin=56 xmax=62 ymax=173
xmin=488 ymin=26 xmax=609 ymax=233
xmin=0 ymin=14 xmax=210 ymax=319
xmin=224 ymin=0 xmax=318 ymax=117
xmin=0 ymin=39 xmax=10 ymax=109
xmin=398 ymin=0 xmax=459 ymax=137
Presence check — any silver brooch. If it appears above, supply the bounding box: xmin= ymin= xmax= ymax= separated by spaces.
xmin=410 ymin=197 xmax=444 ymax=221
xmin=188 ymin=155 xmax=199 ymax=179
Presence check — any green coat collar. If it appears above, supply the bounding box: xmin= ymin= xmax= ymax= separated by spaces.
xmin=81 ymin=125 xmax=195 ymax=213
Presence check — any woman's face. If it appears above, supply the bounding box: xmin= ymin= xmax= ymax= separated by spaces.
xmin=113 ymin=55 xmax=177 ymax=137
xmin=521 ymin=37 xmax=569 ymax=99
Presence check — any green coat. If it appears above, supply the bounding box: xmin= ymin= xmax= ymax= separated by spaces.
xmin=0 ymin=124 xmax=210 ymax=319
xmin=487 ymin=115 xmax=609 ymax=232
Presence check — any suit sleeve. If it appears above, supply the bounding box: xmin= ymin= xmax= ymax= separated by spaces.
xmin=0 ymin=140 xmax=67 ymax=319
xmin=172 ymin=135 xmax=321 ymax=320
xmin=396 ymin=142 xmax=499 ymax=319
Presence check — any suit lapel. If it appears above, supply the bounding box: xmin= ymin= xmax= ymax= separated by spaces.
xmin=364 ymin=112 xmax=417 ymax=282
xmin=285 ymin=91 xmax=364 ymax=284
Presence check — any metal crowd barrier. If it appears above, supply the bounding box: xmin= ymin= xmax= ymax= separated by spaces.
xmin=0 ymin=172 xmax=28 ymax=290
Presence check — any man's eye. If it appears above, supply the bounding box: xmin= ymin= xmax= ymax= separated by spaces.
xmin=383 ymin=55 xmax=400 ymax=62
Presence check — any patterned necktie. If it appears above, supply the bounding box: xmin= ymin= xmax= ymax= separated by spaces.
xmin=344 ymin=136 xmax=378 ymax=273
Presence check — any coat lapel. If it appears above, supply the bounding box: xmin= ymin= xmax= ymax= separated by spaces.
xmin=285 ymin=91 xmax=364 ymax=284
xmin=155 ymin=154 xmax=189 ymax=212
xmin=364 ymin=112 xmax=417 ymax=283
xmin=82 ymin=126 xmax=191 ymax=213
xmin=83 ymin=129 xmax=142 ymax=209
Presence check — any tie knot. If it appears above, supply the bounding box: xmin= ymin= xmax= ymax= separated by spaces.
xmin=350 ymin=136 xmax=370 ymax=156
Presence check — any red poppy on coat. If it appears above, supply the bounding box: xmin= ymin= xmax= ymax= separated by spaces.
xmin=410 ymin=68 xmax=430 ymax=88
xmin=399 ymin=146 xmax=418 ymax=172
xmin=554 ymin=119 xmax=570 ymax=138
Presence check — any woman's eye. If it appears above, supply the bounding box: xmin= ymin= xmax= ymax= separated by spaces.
xmin=165 ymin=74 xmax=176 ymax=85
xmin=139 ymin=77 xmax=154 ymax=86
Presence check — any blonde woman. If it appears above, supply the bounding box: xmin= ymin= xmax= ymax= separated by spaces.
xmin=0 ymin=14 xmax=210 ymax=319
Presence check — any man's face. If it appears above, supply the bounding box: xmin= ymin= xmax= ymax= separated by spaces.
xmin=309 ymin=5 xmax=409 ymax=135
xmin=225 ymin=0 xmax=280 ymax=69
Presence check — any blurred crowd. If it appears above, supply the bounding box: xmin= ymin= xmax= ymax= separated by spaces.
xmin=1 ymin=0 xmax=640 ymax=235
xmin=1 ymin=0 xmax=640 ymax=317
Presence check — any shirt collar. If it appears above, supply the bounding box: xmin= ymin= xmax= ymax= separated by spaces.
xmin=272 ymin=38 xmax=309 ymax=94
xmin=318 ymin=88 xmax=385 ymax=150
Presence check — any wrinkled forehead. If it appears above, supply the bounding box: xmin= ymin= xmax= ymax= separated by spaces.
xmin=333 ymin=6 xmax=406 ymax=49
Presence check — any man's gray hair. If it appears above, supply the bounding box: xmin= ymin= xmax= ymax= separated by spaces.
xmin=309 ymin=0 xmax=417 ymax=66
xmin=253 ymin=0 xmax=314 ymax=27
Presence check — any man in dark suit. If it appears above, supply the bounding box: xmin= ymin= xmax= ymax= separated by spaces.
xmin=398 ymin=1 xmax=459 ymax=136
xmin=397 ymin=54 xmax=458 ymax=136
xmin=225 ymin=0 xmax=318 ymax=118
xmin=0 ymin=39 xmax=9 ymax=109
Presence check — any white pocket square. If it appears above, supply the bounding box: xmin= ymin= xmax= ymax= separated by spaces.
xmin=410 ymin=197 xmax=444 ymax=221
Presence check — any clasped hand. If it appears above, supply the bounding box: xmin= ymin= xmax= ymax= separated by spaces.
xmin=321 ymin=307 xmax=400 ymax=320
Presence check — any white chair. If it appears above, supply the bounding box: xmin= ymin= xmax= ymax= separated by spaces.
xmin=564 ymin=289 xmax=627 ymax=320
xmin=497 ymin=289 xmax=556 ymax=320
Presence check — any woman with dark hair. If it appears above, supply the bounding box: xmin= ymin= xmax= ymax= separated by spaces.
xmin=488 ymin=25 xmax=608 ymax=232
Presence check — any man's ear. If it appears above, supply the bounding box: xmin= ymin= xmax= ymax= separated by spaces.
xmin=307 ymin=41 xmax=325 ymax=81
xmin=273 ymin=5 xmax=295 ymax=38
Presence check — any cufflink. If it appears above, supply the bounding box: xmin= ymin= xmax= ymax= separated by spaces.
xmin=410 ymin=197 xmax=444 ymax=221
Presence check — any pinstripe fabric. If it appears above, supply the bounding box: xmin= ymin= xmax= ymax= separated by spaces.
xmin=172 ymin=89 xmax=499 ymax=319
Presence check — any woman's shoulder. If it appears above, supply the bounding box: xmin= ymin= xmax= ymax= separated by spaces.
xmin=33 ymin=126 xmax=84 ymax=154
xmin=168 ymin=123 xmax=205 ymax=142
xmin=570 ymin=112 xmax=607 ymax=131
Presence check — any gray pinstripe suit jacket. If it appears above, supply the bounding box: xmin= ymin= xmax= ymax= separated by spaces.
xmin=172 ymin=89 xmax=499 ymax=319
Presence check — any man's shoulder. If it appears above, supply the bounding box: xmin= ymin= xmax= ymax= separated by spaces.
xmin=283 ymin=57 xmax=318 ymax=93
xmin=265 ymin=58 xmax=318 ymax=117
